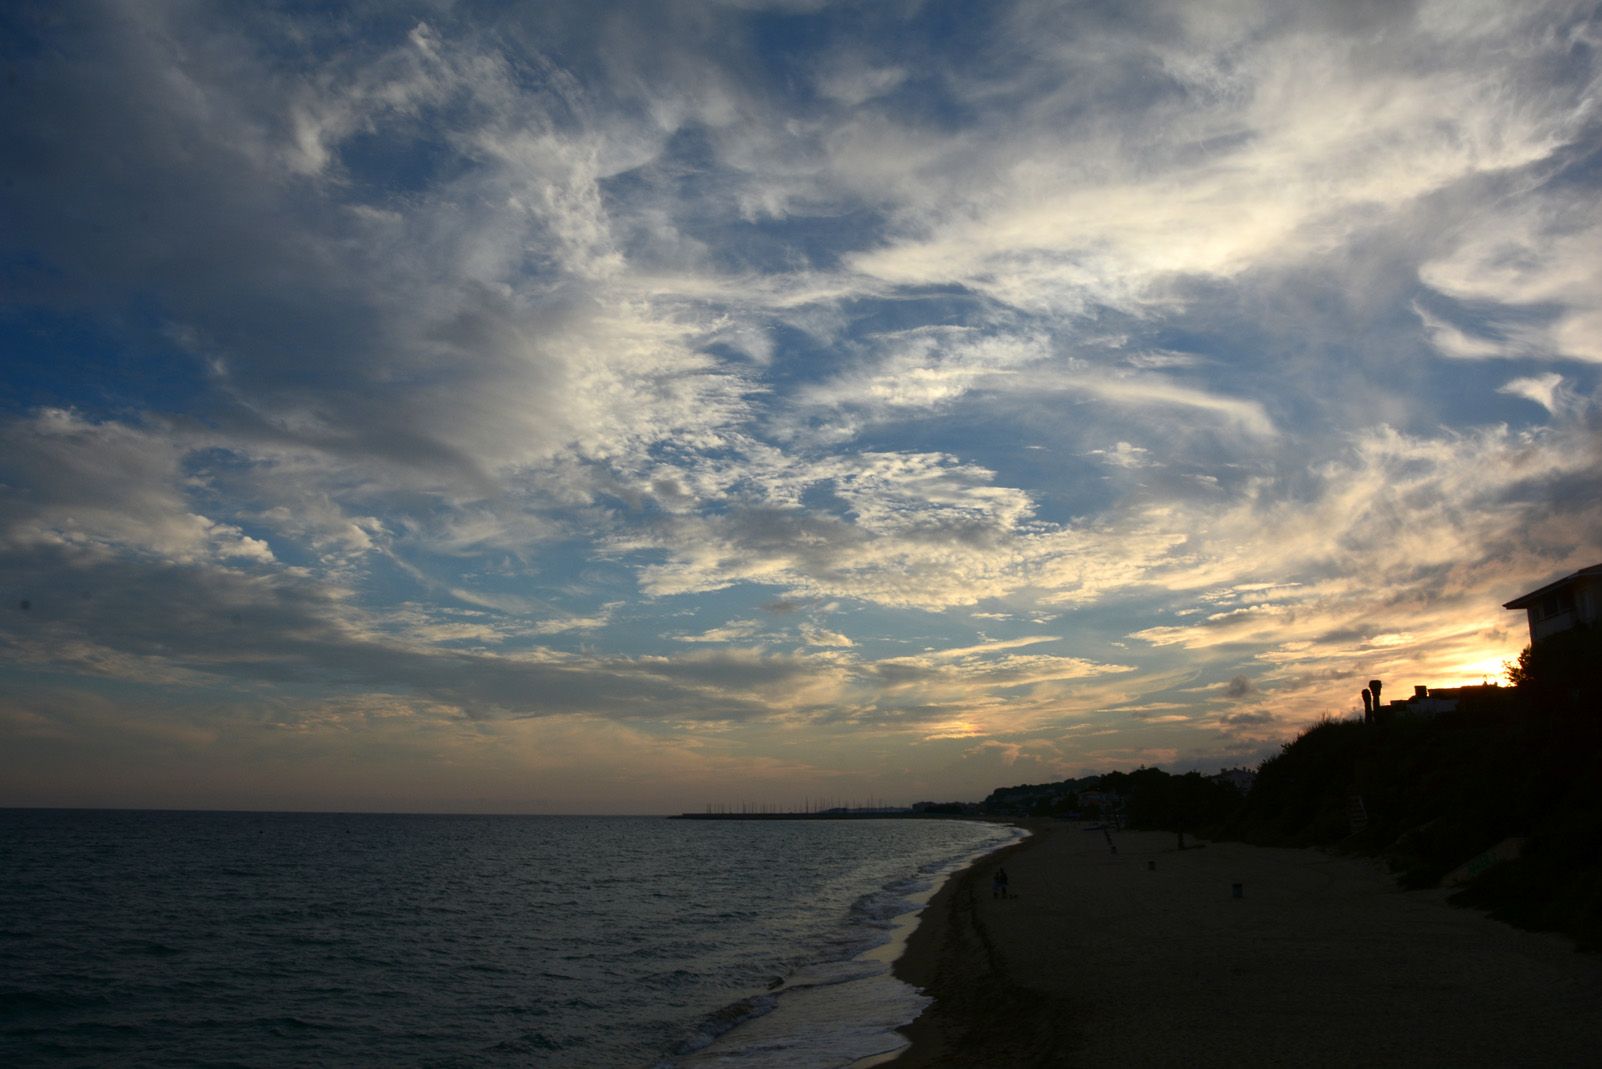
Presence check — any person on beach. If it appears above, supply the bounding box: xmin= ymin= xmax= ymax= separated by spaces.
xmin=992 ymin=867 xmax=1010 ymax=899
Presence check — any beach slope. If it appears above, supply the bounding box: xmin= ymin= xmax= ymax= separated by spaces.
xmin=888 ymin=823 xmax=1602 ymax=1066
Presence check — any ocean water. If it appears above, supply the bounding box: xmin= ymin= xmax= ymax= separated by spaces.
xmin=0 ymin=810 xmax=1019 ymax=1067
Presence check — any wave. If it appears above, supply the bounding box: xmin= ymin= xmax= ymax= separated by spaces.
xmin=667 ymin=821 xmax=1024 ymax=1067
xmin=667 ymin=992 xmax=780 ymax=1061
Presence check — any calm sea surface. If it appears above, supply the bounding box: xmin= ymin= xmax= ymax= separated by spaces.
xmin=0 ymin=810 xmax=1018 ymax=1067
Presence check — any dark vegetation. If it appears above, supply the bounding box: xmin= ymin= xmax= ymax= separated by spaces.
xmin=980 ymin=770 xmax=1241 ymax=831
xmin=981 ymin=775 xmax=1104 ymax=818
xmin=982 ymin=626 xmax=1602 ymax=950
xmin=1233 ymin=627 xmax=1602 ymax=949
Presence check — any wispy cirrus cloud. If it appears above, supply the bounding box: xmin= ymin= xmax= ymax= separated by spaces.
xmin=2 ymin=0 xmax=1599 ymax=811
xmin=1419 ymin=194 xmax=1602 ymax=364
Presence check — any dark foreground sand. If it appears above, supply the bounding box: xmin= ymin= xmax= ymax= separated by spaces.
xmin=885 ymin=822 xmax=1602 ymax=1067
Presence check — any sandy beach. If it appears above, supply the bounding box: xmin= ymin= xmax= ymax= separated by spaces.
xmin=886 ymin=822 xmax=1602 ymax=1067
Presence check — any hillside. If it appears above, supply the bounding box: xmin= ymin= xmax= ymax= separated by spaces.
xmin=1230 ymin=626 xmax=1602 ymax=949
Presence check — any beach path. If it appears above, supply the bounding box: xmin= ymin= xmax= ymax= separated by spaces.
xmin=889 ymin=822 xmax=1602 ymax=1067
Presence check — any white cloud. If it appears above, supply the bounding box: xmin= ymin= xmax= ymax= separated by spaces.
xmin=1091 ymin=442 xmax=1151 ymax=469
xmin=1062 ymin=372 xmax=1276 ymax=438
xmin=836 ymin=2 xmax=1595 ymax=319
xmin=1498 ymin=373 xmax=1571 ymax=415
xmin=1419 ymin=196 xmax=1602 ymax=363
xmin=531 ymin=605 xmax=620 ymax=636
xmin=677 ymin=619 xmax=765 ymax=643
xmin=800 ymin=624 xmax=855 ymax=647
xmin=1412 ymin=302 xmax=1519 ymax=360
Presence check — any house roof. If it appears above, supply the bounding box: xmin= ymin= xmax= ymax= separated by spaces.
xmin=1503 ymin=563 xmax=1602 ymax=610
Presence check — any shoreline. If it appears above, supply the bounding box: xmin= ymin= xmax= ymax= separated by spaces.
xmin=883 ymin=820 xmax=1071 ymax=1066
xmin=885 ymin=822 xmax=1602 ymax=1066
xmin=679 ymin=819 xmax=1023 ymax=1068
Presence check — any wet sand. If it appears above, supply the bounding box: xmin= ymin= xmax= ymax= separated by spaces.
xmin=886 ymin=822 xmax=1602 ymax=1067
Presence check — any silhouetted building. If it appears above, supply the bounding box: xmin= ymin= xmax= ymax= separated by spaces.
xmin=1392 ymin=683 xmax=1451 ymax=716
xmin=1387 ymin=683 xmax=1507 ymax=717
xmin=1504 ymin=563 xmax=1602 ymax=644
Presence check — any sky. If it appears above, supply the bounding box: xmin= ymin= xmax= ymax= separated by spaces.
xmin=3 ymin=0 xmax=1600 ymax=814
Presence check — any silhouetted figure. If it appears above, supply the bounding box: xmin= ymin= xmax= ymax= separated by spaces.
xmin=1368 ymin=679 xmax=1383 ymax=711
xmin=1362 ymin=688 xmax=1373 ymax=724
xmin=992 ymin=867 xmax=1010 ymax=898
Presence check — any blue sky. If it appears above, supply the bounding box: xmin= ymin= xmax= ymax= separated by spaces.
xmin=3 ymin=0 xmax=1600 ymax=813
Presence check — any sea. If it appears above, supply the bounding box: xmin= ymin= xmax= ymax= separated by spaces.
xmin=0 ymin=810 xmax=1020 ymax=1068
